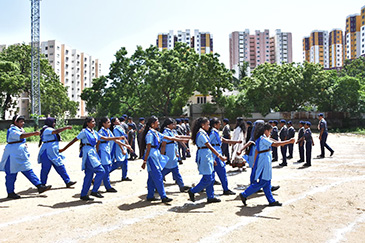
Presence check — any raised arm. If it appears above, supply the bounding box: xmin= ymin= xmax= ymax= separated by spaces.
xmin=115 ymin=140 xmax=133 ymax=153
xmin=52 ymin=126 xmax=72 ymax=134
xmin=20 ymin=131 xmax=40 ymax=139
xmin=205 ymin=142 xmax=227 ymax=162
xmin=222 ymin=137 xmax=242 ymax=145
xmin=100 ymin=135 xmax=125 ymax=141
xmin=59 ymin=137 xmax=78 ymax=153
xmin=164 ymin=135 xmax=189 ymax=143
xmin=271 ymin=138 xmax=295 ymax=147
xmin=236 ymin=141 xmax=255 ymax=155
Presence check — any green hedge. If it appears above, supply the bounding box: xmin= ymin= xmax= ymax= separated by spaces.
xmin=0 ymin=125 xmax=83 ymax=144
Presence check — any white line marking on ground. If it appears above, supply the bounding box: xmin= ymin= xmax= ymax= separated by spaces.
xmin=198 ymin=175 xmax=365 ymax=243
xmin=327 ymin=213 xmax=365 ymax=243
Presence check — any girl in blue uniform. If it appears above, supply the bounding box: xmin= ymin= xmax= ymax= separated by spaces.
xmin=140 ymin=116 xmax=188 ymax=203
xmin=160 ymin=118 xmax=190 ymax=193
xmin=97 ymin=117 xmax=131 ymax=192
xmin=188 ymin=117 xmax=226 ymax=203
xmin=38 ymin=117 xmax=76 ymax=188
xmin=109 ymin=117 xmax=133 ymax=181
xmin=239 ymin=123 xmax=295 ymax=207
xmin=208 ymin=117 xmax=243 ymax=195
xmin=60 ymin=117 xmax=125 ymax=201
xmin=0 ymin=115 xmax=51 ymax=199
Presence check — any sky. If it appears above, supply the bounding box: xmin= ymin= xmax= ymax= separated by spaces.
xmin=1 ymin=0 xmax=364 ymax=76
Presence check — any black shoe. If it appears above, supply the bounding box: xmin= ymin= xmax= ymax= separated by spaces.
xmin=214 ymin=180 xmax=221 ymax=185
xmin=178 ymin=160 xmax=183 ymax=165
xmin=207 ymin=197 xmax=221 ymax=203
xmin=188 ymin=189 xmax=195 ymax=202
xmin=186 ymin=154 xmax=191 ymax=158
xmin=279 ymin=163 xmax=287 ymax=166
xmin=90 ymin=191 xmax=104 ymax=198
xmin=226 ymin=161 xmax=231 ymax=165
xmin=66 ymin=181 xmax=77 ymax=188
xmin=147 ymin=197 xmax=159 ymax=201
xmin=122 ymin=177 xmax=132 ymax=181
xmin=106 ymin=187 xmax=118 ymax=193
xmin=161 ymin=197 xmax=173 ymax=203
xmin=272 ymin=159 xmax=278 ymax=162
xmin=239 ymin=193 xmax=247 ymax=206
xmin=7 ymin=193 xmax=21 ymax=199
xmin=223 ymin=190 xmax=236 ymax=195
xmin=80 ymin=195 xmax=94 ymax=201
xmin=37 ymin=184 xmax=52 ymax=194
xmin=268 ymin=201 xmax=282 ymax=206
xmin=271 ymin=186 xmax=280 ymax=192
xmin=297 ymin=160 xmax=304 ymax=163
xmin=302 ymin=163 xmax=311 ymax=167
xmin=330 ymin=151 xmax=334 ymax=157
xmin=179 ymin=186 xmax=190 ymax=192
xmin=287 ymin=156 xmax=293 ymax=159
xmin=317 ymin=155 xmax=324 ymax=159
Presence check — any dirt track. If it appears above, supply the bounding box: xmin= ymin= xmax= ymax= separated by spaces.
xmin=0 ymin=133 xmax=364 ymax=243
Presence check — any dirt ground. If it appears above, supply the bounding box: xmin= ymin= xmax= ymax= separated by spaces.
xmin=0 ymin=133 xmax=364 ymax=243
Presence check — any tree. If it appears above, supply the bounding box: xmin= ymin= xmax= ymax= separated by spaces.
xmin=330 ymin=76 xmax=365 ymax=114
xmin=0 ymin=60 xmax=26 ymax=119
xmin=82 ymin=43 xmax=234 ymax=117
xmin=0 ymin=44 xmax=77 ymax=119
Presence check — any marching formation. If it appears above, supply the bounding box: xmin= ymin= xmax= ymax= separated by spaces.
xmin=0 ymin=114 xmax=334 ymax=206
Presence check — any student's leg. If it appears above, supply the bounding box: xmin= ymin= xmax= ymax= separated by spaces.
xmin=148 ymin=158 xmax=167 ymax=199
xmin=91 ymin=164 xmax=105 ymax=193
xmin=40 ymin=151 xmax=52 ymax=185
xmin=53 ymin=164 xmax=71 ymax=184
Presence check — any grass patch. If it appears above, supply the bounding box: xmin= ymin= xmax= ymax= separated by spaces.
xmin=0 ymin=125 xmax=83 ymax=144
xmin=330 ymin=127 xmax=365 ymax=135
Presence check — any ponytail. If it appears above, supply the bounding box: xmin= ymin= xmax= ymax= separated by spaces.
xmin=160 ymin=118 xmax=174 ymax=134
xmin=140 ymin=116 xmax=158 ymax=155
xmin=191 ymin=117 xmax=209 ymax=145
xmin=208 ymin=117 xmax=220 ymax=135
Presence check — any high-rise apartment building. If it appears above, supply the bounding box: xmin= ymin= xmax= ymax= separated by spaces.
xmin=156 ymin=30 xmax=175 ymax=50
xmin=329 ymin=29 xmax=344 ymax=68
xmin=40 ymin=40 xmax=101 ymax=118
xmin=1 ymin=40 xmax=101 ymax=119
xmin=229 ymin=29 xmax=250 ymax=75
xmin=345 ymin=14 xmax=361 ymax=60
xmin=156 ymin=29 xmax=213 ymax=55
xmin=229 ymin=29 xmax=292 ymax=77
xmin=274 ymin=29 xmax=293 ymax=64
xmin=302 ymin=37 xmax=311 ymax=62
xmin=302 ymin=30 xmax=329 ymax=68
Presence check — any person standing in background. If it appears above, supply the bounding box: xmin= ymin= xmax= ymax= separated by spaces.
xmin=270 ymin=120 xmax=279 ymax=162
xmin=317 ymin=113 xmax=334 ymax=158
xmin=137 ymin=117 xmax=145 ymax=159
xmin=278 ymin=120 xmax=288 ymax=166
xmin=221 ymin=118 xmax=231 ymax=165
xmin=296 ymin=121 xmax=305 ymax=163
xmin=286 ymin=121 xmax=295 ymax=159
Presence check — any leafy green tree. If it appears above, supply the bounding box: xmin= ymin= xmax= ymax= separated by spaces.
xmin=330 ymin=76 xmax=364 ymax=114
xmin=82 ymin=43 xmax=234 ymax=117
xmin=0 ymin=60 xmax=26 ymax=119
xmin=0 ymin=44 xmax=77 ymax=119
xmin=340 ymin=56 xmax=365 ymax=79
